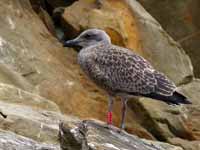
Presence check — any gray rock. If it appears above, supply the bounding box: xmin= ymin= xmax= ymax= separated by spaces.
xmin=0 ymin=98 xmax=79 ymax=144
xmin=0 ymin=83 xmax=60 ymax=112
xmin=0 ymin=129 xmax=60 ymax=150
xmin=178 ymin=79 xmax=200 ymax=140
xmin=128 ymin=79 xmax=200 ymax=141
xmin=0 ymin=83 xmax=79 ymax=144
xmin=125 ymin=0 xmax=193 ymax=85
xmin=168 ymin=138 xmax=200 ymax=150
xmin=0 ymin=63 xmax=33 ymax=92
xmin=137 ymin=0 xmax=200 ymax=78
xmin=178 ymin=79 xmax=200 ymax=105
xmin=59 ymin=120 xmax=183 ymax=150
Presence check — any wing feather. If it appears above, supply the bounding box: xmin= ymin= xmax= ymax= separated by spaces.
xmin=80 ymin=44 xmax=176 ymax=97
xmin=154 ymin=71 xmax=176 ymax=96
xmin=95 ymin=45 xmax=157 ymax=94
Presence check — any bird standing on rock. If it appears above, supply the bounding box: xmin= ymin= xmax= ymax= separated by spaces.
xmin=63 ymin=29 xmax=192 ymax=130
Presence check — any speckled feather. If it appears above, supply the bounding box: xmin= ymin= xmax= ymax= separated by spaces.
xmin=64 ymin=29 xmax=191 ymax=130
xmin=78 ymin=42 xmax=176 ymax=97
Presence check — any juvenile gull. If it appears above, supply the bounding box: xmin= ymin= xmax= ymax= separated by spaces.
xmin=63 ymin=29 xmax=192 ymax=130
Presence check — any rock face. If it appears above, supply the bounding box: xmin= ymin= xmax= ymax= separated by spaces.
xmin=128 ymin=79 xmax=200 ymax=149
xmin=62 ymin=0 xmax=193 ymax=85
xmin=178 ymin=79 xmax=200 ymax=140
xmin=169 ymin=138 xmax=200 ymax=150
xmin=59 ymin=120 xmax=183 ymax=150
xmin=0 ymin=0 xmax=199 ymax=150
xmin=0 ymin=83 xmax=68 ymax=145
xmin=0 ymin=83 xmax=59 ymax=111
xmin=0 ymin=130 xmax=60 ymax=150
xmin=137 ymin=0 xmax=200 ymax=78
xmin=0 ymin=83 xmax=181 ymax=150
xmin=0 ymin=63 xmax=33 ymax=92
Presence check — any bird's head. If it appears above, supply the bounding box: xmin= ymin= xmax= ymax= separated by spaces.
xmin=63 ymin=29 xmax=111 ymax=49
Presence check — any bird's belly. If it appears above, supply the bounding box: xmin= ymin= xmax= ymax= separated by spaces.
xmin=87 ymin=71 xmax=112 ymax=90
xmin=79 ymin=66 xmax=113 ymax=93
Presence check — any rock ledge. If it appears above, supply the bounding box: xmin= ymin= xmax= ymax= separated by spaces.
xmin=59 ymin=120 xmax=183 ymax=150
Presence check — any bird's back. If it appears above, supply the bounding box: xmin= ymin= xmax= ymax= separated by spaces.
xmin=78 ymin=43 xmax=192 ymax=104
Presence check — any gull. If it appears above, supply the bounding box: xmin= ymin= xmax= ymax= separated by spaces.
xmin=63 ymin=29 xmax=191 ymax=130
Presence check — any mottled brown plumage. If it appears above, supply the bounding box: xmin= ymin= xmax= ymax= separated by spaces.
xmin=63 ymin=29 xmax=191 ymax=130
xmin=78 ymin=43 xmax=176 ymax=97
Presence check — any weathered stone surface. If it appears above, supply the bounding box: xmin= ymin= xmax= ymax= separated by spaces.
xmin=178 ymin=79 xmax=200 ymax=105
xmin=125 ymin=0 xmax=193 ymax=85
xmin=0 ymin=63 xmax=33 ymax=92
xmin=0 ymin=92 xmax=79 ymax=144
xmin=0 ymin=82 xmax=74 ymax=145
xmin=63 ymin=0 xmax=193 ymax=85
xmin=129 ymin=79 xmax=200 ymax=141
xmin=0 ymin=129 xmax=60 ymax=150
xmin=168 ymin=138 xmax=200 ymax=150
xmin=59 ymin=120 xmax=183 ymax=150
xmin=0 ymin=84 xmax=61 ymax=143
xmin=0 ymin=83 xmax=60 ymax=111
xmin=178 ymin=79 xmax=200 ymax=140
xmin=129 ymin=99 xmax=194 ymax=141
xmin=38 ymin=7 xmax=57 ymax=37
xmin=137 ymin=0 xmax=200 ymax=78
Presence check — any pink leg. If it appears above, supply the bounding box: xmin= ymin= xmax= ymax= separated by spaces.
xmin=107 ymin=111 xmax=112 ymax=124
xmin=107 ymin=96 xmax=114 ymax=125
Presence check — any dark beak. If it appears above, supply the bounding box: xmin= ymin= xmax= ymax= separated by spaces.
xmin=63 ymin=39 xmax=79 ymax=48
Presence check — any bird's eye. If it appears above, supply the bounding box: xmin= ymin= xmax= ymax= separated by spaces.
xmin=84 ymin=34 xmax=92 ymax=38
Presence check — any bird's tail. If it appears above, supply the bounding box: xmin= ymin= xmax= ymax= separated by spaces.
xmin=168 ymin=91 xmax=192 ymax=105
xmin=142 ymin=91 xmax=192 ymax=105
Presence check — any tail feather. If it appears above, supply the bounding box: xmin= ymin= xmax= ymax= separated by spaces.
xmin=154 ymin=71 xmax=176 ymax=96
xmin=142 ymin=91 xmax=192 ymax=105
xmin=170 ymin=91 xmax=192 ymax=104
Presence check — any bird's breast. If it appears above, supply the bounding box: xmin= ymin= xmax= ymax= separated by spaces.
xmin=77 ymin=50 xmax=94 ymax=75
